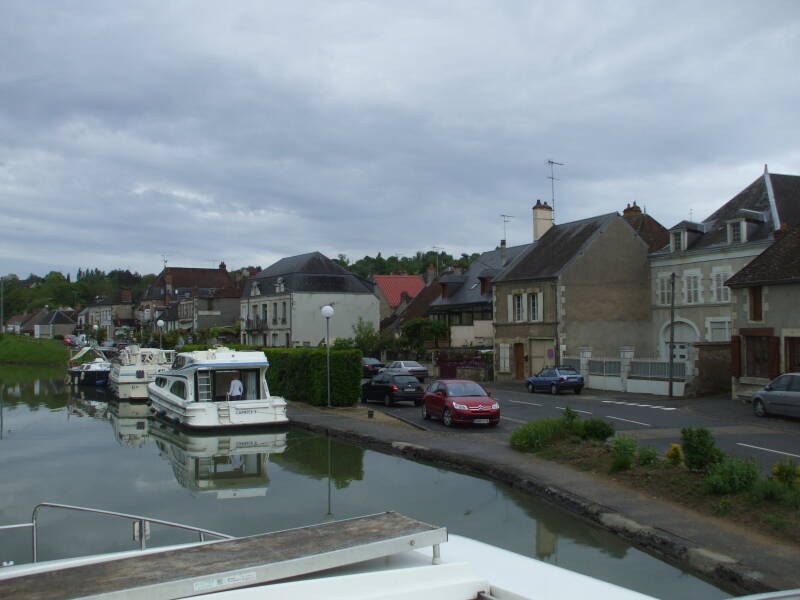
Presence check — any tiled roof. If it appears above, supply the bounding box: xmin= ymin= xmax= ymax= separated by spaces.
xmin=143 ymin=267 xmax=236 ymax=300
xmin=373 ymin=275 xmax=425 ymax=307
xmin=381 ymin=279 xmax=443 ymax=332
xmin=244 ymin=251 xmax=373 ymax=297
xmin=623 ymin=213 xmax=670 ymax=253
xmin=494 ymin=214 xmax=616 ymax=282
xmin=726 ymin=224 xmax=800 ymax=288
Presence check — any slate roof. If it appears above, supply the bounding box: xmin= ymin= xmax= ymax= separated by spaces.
xmin=432 ymin=244 xmax=527 ymax=308
xmin=373 ymin=275 xmax=425 ymax=307
xmin=654 ymin=172 xmax=800 ymax=254
xmin=494 ymin=214 xmax=617 ymax=283
xmin=726 ymin=225 xmax=800 ymax=288
xmin=30 ymin=310 xmax=76 ymax=326
xmin=243 ymin=251 xmax=373 ymax=297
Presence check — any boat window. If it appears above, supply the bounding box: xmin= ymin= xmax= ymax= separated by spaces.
xmin=155 ymin=377 xmax=167 ymax=387
xmin=170 ymin=380 xmax=187 ymax=399
xmin=211 ymin=369 xmax=261 ymax=401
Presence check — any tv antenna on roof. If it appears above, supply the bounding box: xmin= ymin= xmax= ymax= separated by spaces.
xmin=431 ymin=245 xmax=444 ymax=274
xmin=161 ymin=255 xmax=168 ymax=270
xmin=545 ymin=159 xmax=564 ymax=220
xmin=500 ymin=214 xmax=514 ymax=243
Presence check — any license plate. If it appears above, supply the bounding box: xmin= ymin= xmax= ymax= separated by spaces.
xmin=474 ymin=419 xmax=490 ymax=424
xmin=405 ymin=386 xmax=415 ymax=390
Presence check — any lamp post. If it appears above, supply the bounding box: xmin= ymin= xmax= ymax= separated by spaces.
xmin=92 ymin=324 xmax=99 ymax=346
xmin=157 ymin=319 xmax=165 ymax=349
xmin=320 ymin=305 xmax=334 ymax=409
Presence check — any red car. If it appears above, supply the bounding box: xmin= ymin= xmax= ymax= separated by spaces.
xmin=421 ymin=379 xmax=500 ymax=427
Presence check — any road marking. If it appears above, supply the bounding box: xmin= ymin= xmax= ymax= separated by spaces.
xmin=736 ymin=443 xmax=800 ymax=459
xmin=509 ymin=399 xmax=543 ymax=407
xmin=601 ymin=400 xmax=676 ymax=411
xmin=501 ymin=416 xmax=528 ymax=424
xmin=606 ymin=415 xmax=651 ymax=427
xmin=556 ymin=406 xmax=592 ymax=414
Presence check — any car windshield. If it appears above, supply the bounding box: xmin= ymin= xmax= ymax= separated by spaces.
xmin=394 ymin=376 xmax=419 ymax=385
xmin=403 ymin=361 xmax=423 ymax=368
xmin=363 ymin=358 xmax=380 ymax=365
xmin=447 ymin=382 xmax=487 ymax=397
xmin=557 ymin=367 xmax=579 ymax=375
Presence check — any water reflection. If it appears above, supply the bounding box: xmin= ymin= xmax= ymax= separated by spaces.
xmin=151 ymin=420 xmax=288 ymax=499
xmin=67 ymin=386 xmax=111 ymax=421
xmin=108 ymin=400 xmax=150 ymax=447
xmin=272 ymin=429 xmax=364 ymax=489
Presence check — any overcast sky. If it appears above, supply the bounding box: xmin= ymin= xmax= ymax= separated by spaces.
xmin=1 ymin=1 xmax=798 ymax=279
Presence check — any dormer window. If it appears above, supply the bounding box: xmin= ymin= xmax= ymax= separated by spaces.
xmin=727 ymin=220 xmax=745 ymax=244
xmin=671 ymin=231 xmax=683 ymax=252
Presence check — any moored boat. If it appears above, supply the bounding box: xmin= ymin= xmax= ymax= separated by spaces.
xmin=109 ymin=345 xmax=176 ymax=400
xmin=67 ymin=358 xmax=112 ymax=387
xmin=148 ymin=346 xmax=288 ymax=428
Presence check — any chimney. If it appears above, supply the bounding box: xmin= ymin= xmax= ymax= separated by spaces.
xmin=424 ymin=264 xmax=436 ymax=286
xmin=499 ymin=239 xmax=507 ymax=266
xmin=219 ymin=261 xmax=227 ymax=271
xmin=533 ymin=199 xmax=554 ymax=241
xmin=623 ymin=201 xmax=642 ymax=216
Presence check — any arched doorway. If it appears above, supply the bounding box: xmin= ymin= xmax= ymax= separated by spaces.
xmin=661 ymin=320 xmax=698 ymax=361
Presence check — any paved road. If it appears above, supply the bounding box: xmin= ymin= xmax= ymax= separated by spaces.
xmin=367 ymin=382 xmax=800 ymax=472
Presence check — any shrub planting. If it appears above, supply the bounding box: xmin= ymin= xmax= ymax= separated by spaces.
xmin=666 ymin=444 xmax=683 ymax=466
xmin=637 ymin=446 xmax=659 ymax=466
xmin=580 ymin=418 xmax=615 ymax=442
xmin=749 ymin=478 xmax=785 ymax=502
xmin=681 ymin=427 xmax=724 ymax=471
xmin=610 ymin=437 xmax=637 ymax=472
xmin=771 ymin=458 xmax=800 ymax=486
xmin=705 ymin=458 xmax=759 ymax=494
xmin=510 ymin=418 xmax=570 ymax=452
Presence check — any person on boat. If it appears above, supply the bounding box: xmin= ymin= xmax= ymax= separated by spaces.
xmin=228 ymin=377 xmax=243 ymax=400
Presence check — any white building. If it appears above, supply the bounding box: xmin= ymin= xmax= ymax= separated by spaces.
xmin=240 ymin=252 xmax=379 ymax=347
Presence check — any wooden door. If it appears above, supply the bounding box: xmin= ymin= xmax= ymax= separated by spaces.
xmin=513 ymin=343 xmax=525 ymax=380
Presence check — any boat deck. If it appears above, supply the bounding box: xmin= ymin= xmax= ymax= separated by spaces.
xmin=0 ymin=512 xmax=446 ymax=600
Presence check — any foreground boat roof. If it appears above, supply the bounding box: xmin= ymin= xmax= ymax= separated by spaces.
xmin=175 ymin=347 xmax=268 ymax=367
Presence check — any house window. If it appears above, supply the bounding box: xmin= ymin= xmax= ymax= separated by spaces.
xmin=749 ymin=287 xmax=763 ymax=321
xmin=730 ymin=222 xmax=742 ymax=243
xmin=672 ymin=231 xmax=683 ymax=252
xmin=656 ymin=277 xmax=673 ymax=306
xmin=271 ymin=332 xmax=278 ymax=346
xmin=708 ymin=320 xmax=730 ymax=342
xmin=684 ymin=274 xmax=700 ymax=304
xmin=499 ymin=343 xmax=510 ymax=372
xmin=262 ymin=304 xmax=268 ymax=322
xmin=712 ymin=272 xmax=730 ymax=303
xmin=512 ymin=294 xmax=524 ymax=322
xmin=272 ymin=303 xmax=278 ymax=323
xmin=281 ymin=302 xmax=287 ymax=324
xmin=745 ymin=336 xmax=769 ymax=378
xmin=529 ymin=292 xmax=542 ymax=322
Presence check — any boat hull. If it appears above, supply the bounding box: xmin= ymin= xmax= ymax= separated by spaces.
xmin=69 ymin=369 xmax=110 ymax=387
xmin=149 ymin=388 xmax=288 ymax=429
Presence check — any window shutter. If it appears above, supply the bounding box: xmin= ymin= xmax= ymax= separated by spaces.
xmin=768 ymin=336 xmax=780 ymax=380
xmin=538 ymin=292 xmax=544 ymax=321
xmin=730 ymin=335 xmax=741 ymax=377
xmin=507 ymin=295 xmax=513 ymax=322
xmin=521 ymin=294 xmax=528 ymax=321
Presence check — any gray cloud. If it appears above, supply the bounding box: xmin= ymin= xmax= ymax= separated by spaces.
xmin=1 ymin=1 xmax=798 ymax=278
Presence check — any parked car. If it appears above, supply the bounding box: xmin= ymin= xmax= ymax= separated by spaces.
xmin=752 ymin=373 xmax=800 ymax=418
xmin=526 ymin=366 xmax=584 ymax=395
xmin=382 ymin=360 xmax=429 ymax=382
xmin=62 ymin=334 xmax=80 ymax=347
xmin=362 ymin=373 xmax=425 ymax=406
xmin=421 ymin=379 xmax=499 ymax=427
xmin=361 ymin=357 xmax=385 ymax=378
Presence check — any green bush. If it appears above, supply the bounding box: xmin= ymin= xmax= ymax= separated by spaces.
xmin=771 ymin=458 xmax=800 ymax=486
xmin=681 ymin=427 xmax=724 ymax=471
xmin=705 ymin=458 xmax=759 ymax=494
xmin=637 ymin=446 xmax=659 ymax=466
xmin=581 ymin=418 xmax=615 ymax=442
xmin=779 ymin=486 xmax=800 ymax=510
xmin=510 ymin=418 xmax=570 ymax=452
xmin=666 ymin=444 xmax=683 ymax=466
xmin=749 ymin=478 xmax=784 ymax=502
xmin=610 ymin=437 xmax=637 ymax=472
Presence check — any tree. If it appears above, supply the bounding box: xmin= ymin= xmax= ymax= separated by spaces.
xmin=400 ymin=318 xmax=448 ymax=353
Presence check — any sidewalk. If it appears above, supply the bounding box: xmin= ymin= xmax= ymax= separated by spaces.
xmin=287 ymin=400 xmax=800 ymax=595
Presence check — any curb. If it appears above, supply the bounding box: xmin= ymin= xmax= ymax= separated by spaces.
xmin=289 ymin=415 xmax=778 ymax=596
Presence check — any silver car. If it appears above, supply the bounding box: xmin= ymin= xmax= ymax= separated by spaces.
xmin=752 ymin=373 xmax=800 ymax=417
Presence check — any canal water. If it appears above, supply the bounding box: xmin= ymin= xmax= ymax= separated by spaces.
xmin=0 ymin=369 xmax=727 ymax=599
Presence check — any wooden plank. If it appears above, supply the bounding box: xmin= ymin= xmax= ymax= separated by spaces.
xmin=0 ymin=512 xmax=444 ymax=600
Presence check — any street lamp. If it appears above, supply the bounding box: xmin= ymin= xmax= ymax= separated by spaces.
xmin=321 ymin=305 xmax=334 ymax=409
xmin=92 ymin=324 xmax=99 ymax=345
xmin=157 ymin=319 xmax=165 ymax=349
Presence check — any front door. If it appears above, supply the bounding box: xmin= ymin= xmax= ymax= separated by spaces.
xmin=529 ymin=340 xmax=548 ymax=377
xmin=513 ymin=343 xmax=525 ymax=380
xmin=786 ymin=337 xmax=800 ymax=373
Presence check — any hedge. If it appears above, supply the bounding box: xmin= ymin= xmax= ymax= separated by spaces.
xmin=175 ymin=344 xmax=362 ymax=407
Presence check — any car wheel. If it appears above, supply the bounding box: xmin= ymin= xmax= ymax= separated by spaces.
xmin=574 ymin=387 xmax=582 ymax=395
xmin=753 ymin=398 xmax=767 ymax=417
xmin=442 ymin=408 xmax=453 ymax=427
xmin=414 ymin=398 xmax=422 ymax=406
xmin=550 ymin=383 xmax=558 ymax=395
xmin=384 ymin=394 xmax=393 ymax=407
xmin=421 ymin=403 xmax=430 ymax=420
xmin=526 ymin=382 xmax=534 ymax=393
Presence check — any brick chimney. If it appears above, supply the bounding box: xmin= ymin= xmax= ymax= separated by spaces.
xmin=623 ymin=201 xmax=642 ymax=216
xmin=533 ymin=199 xmax=554 ymax=241
xmin=219 ymin=261 xmax=227 ymax=271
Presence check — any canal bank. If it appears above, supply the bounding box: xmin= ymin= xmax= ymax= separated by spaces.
xmin=287 ymin=401 xmax=800 ymax=595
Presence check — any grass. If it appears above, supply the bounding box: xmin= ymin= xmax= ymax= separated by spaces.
xmin=0 ymin=334 xmax=70 ymax=365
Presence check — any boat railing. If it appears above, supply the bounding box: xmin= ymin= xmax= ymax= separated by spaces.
xmin=0 ymin=502 xmax=234 ymax=564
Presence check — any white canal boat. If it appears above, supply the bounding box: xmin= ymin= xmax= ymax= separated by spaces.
xmin=148 ymin=347 xmax=288 ymax=428
xmin=67 ymin=358 xmax=112 ymax=387
xmin=109 ymin=346 xmax=176 ymax=400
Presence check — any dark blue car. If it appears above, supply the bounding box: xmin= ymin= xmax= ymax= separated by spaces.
xmin=526 ymin=366 xmax=584 ymax=395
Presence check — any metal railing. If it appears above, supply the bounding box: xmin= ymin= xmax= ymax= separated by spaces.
xmin=2 ymin=502 xmax=233 ymax=564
